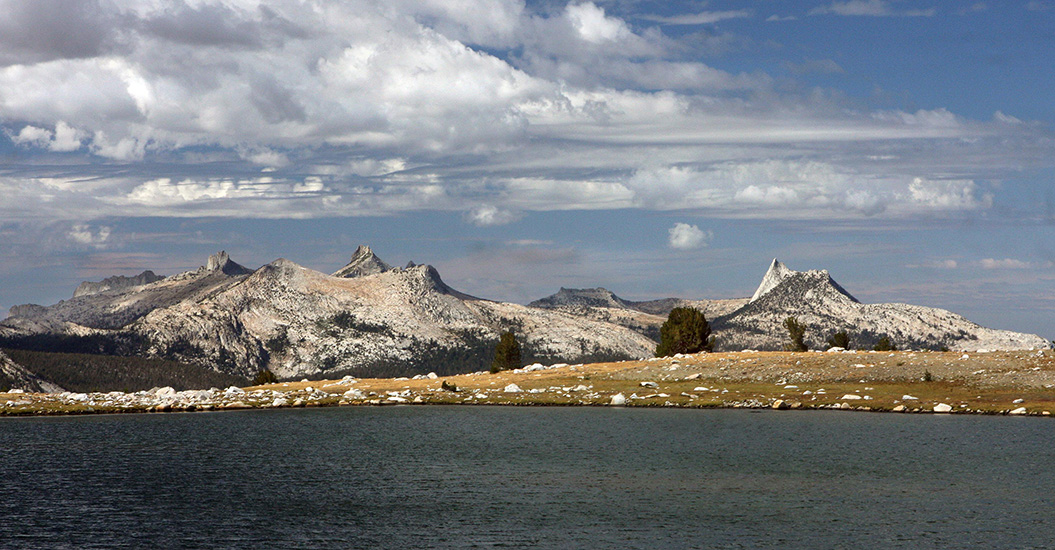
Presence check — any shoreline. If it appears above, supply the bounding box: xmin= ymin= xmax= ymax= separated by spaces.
xmin=3 ymin=349 xmax=1053 ymax=418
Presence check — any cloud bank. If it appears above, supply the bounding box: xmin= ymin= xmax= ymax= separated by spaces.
xmin=0 ymin=0 xmax=1047 ymax=227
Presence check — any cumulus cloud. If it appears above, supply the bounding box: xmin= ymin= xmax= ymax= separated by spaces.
xmin=10 ymin=122 xmax=84 ymax=151
xmin=906 ymin=178 xmax=992 ymax=210
xmin=67 ymin=224 xmax=112 ymax=248
xmin=465 ymin=205 xmax=521 ymax=227
xmin=668 ymin=223 xmax=711 ymax=250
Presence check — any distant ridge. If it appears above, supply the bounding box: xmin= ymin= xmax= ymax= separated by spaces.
xmin=74 ymin=270 xmax=165 ymax=298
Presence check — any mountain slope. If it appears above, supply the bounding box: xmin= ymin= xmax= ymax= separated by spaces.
xmin=0 ymin=251 xmax=656 ymax=380
xmin=713 ymin=261 xmax=1049 ymax=351
xmin=1 ymin=251 xmax=253 ymax=336
xmin=0 ymin=350 xmax=64 ymax=393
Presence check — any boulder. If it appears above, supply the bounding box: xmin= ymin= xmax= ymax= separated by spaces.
xmin=840 ymin=394 xmax=862 ymax=400
xmin=772 ymin=399 xmax=788 ymax=410
xmin=503 ymin=384 xmax=522 ymax=393
xmin=933 ymin=403 xmax=953 ymax=413
xmin=1009 ymin=407 xmax=1028 ymax=415
xmin=610 ymin=393 xmax=626 ymax=406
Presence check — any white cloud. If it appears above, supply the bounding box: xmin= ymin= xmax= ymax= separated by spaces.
xmin=465 ymin=205 xmax=520 ymax=226
xmin=639 ymin=10 xmax=752 ymax=25
xmin=12 ymin=125 xmax=52 ymax=148
xmin=67 ymin=224 xmax=112 ymax=248
xmin=908 ymin=259 xmax=958 ymax=269
xmin=11 ymin=121 xmax=83 ymax=151
xmin=0 ymin=0 xmax=1041 ymax=226
xmin=668 ymin=223 xmax=711 ymax=250
xmin=565 ymin=3 xmax=632 ymax=44
xmin=906 ymin=178 xmax=992 ymax=210
xmin=810 ymin=0 xmax=936 ymax=17
xmin=980 ymin=258 xmax=1032 ymax=270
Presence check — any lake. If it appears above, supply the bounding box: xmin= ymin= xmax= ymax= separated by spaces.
xmin=2 ymin=406 xmax=1053 ymax=549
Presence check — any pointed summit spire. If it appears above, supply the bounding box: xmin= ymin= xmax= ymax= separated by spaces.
xmin=332 ymin=245 xmax=393 ymax=278
xmin=206 ymin=251 xmax=253 ymax=276
xmin=750 ymin=258 xmax=795 ymax=302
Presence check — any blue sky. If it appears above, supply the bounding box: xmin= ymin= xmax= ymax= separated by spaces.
xmin=0 ymin=0 xmax=1053 ymax=339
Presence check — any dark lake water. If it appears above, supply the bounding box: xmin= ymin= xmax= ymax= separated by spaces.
xmin=2 ymin=406 xmax=1054 ymax=549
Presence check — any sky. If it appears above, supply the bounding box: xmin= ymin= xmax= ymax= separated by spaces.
xmin=0 ymin=0 xmax=1053 ymax=339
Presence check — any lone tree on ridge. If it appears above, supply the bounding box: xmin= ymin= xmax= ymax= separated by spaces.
xmin=491 ymin=331 xmax=522 ymax=373
xmin=656 ymin=307 xmax=712 ymax=357
xmin=783 ymin=316 xmax=808 ymax=352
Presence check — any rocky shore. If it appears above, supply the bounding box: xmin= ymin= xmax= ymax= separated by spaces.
xmin=2 ymin=349 xmax=1053 ymax=417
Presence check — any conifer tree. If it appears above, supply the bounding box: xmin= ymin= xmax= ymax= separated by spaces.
xmin=656 ymin=307 xmax=712 ymax=357
xmin=491 ymin=331 xmax=522 ymax=373
xmin=783 ymin=317 xmax=808 ymax=352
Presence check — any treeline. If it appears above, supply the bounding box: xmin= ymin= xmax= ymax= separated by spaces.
xmin=0 ymin=333 xmax=150 ymax=356
xmin=2 ymin=348 xmax=247 ymax=393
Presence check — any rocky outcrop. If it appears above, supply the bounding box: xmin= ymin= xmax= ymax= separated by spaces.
xmin=206 ymin=251 xmax=253 ymax=276
xmin=73 ymin=270 xmax=165 ymax=298
xmin=332 ymin=245 xmax=393 ymax=278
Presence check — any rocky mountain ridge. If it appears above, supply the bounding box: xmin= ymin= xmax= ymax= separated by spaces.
xmin=1 ymin=251 xmax=1048 ymax=386
xmin=1 ymin=248 xmax=656 ymax=380
xmin=711 ymin=260 xmax=1049 ymax=351
xmin=74 ymin=270 xmax=165 ymax=298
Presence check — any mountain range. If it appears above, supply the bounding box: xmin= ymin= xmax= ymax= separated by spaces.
xmin=0 ymin=249 xmax=1048 ymax=388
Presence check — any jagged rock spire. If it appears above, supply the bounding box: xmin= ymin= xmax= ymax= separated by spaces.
xmin=750 ymin=259 xmax=795 ymax=302
xmin=206 ymin=251 xmax=253 ymax=276
xmin=332 ymin=245 xmax=393 ymax=278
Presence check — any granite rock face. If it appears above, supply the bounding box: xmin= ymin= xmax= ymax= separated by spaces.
xmin=332 ymin=245 xmax=393 ymax=278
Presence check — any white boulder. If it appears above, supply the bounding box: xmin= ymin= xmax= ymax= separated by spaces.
xmin=933 ymin=403 xmax=953 ymax=413
xmin=503 ymin=384 xmax=522 ymax=393
xmin=610 ymin=393 xmax=626 ymax=406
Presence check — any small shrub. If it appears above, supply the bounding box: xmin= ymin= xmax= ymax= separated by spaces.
xmin=923 ymin=370 xmax=933 ymax=382
xmin=656 ymin=307 xmax=712 ymax=357
xmin=253 ymin=369 xmax=278 ymax=385
xmin=783 ymin=317 xmax=808 ymax=352
xmin=826 ymin=330 xmax=850 ymax=350
xmin=441 ymin=380 xmax=459 ymax=392
xmin=874 ymin=336 xmax=896 ymax=352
